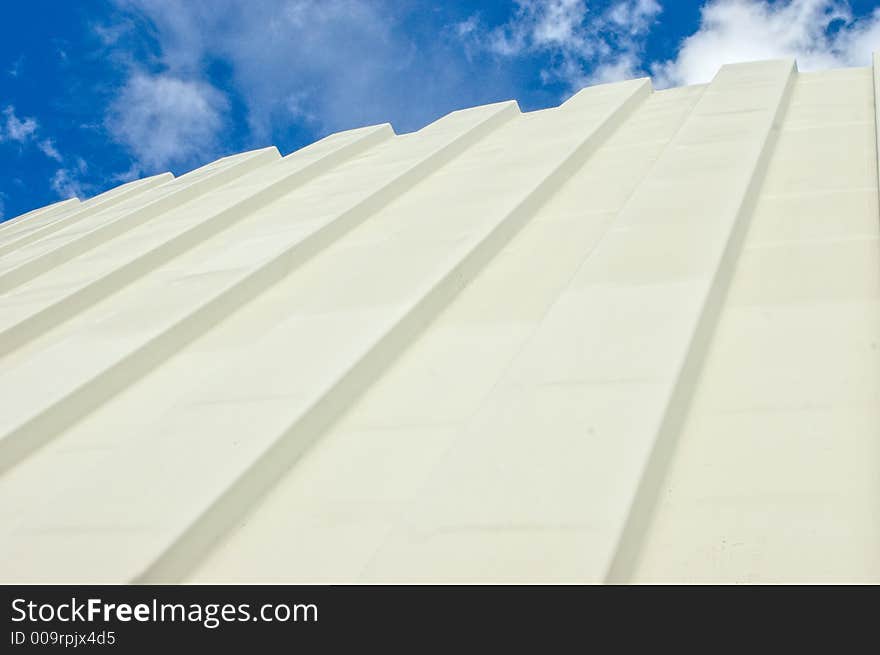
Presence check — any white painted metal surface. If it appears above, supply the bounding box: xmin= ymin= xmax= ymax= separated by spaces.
xmin=1 ymin=57 xmax=878 ymax=583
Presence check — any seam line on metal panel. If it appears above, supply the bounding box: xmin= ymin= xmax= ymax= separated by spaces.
xmin=132 ymin=81 xmax=651 ymax=583
xmin=0 ymin=149 xmax=278 ymax=295
xmin=0 ymin=104 xmax=518 ymax=478
xmin=873 ymin=52 xmax=880 ymax=224
xmin=0 ymin=198 xmax=80 ymax=235
xmin=0 ymin=127 xmax=393 ymax=360
xmin=0 ymin=174 xmax=174 ymax=258
xmin=602 ymin=62 xmax=798 ymax=583
xmin=447 ymin=82 xmax=708 ymax=432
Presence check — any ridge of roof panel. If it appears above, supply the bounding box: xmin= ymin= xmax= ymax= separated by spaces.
xmin=0 ymin=173 xmax=174 ymax=258
xmin=0 ymin=148 xmax=279 ymax=295
xmin=0 ymin=124 xmax=393 ymax=361
xmin=0 ymin=197 xmax=80 ymax=236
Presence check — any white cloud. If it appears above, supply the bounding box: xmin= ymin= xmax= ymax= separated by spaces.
xmin=590 ymin=52 xmax=644 ymax=84
xmin=488 ymin=0 xmax=589 ymax=54
xmin=0 ymin=107 xmax=83 ymax=201
xmin=105 ymin=72 xmax=228 ymax=172
xmin=653 ymin=0 xmax=880 ymax=87
xmin=456 ymin=15 xmax=480 ymax=39
xmin=2 ymin=106 xmax=66 ymax=164
xmin=50 ymin=158 xmax=90 ymax=199
xmin=460 ymin=0 xmax=879 ymax=92
xmin=607 ymin=0 xmax=664 ymax=35
xmin=1 ymin=106 xmax=38 ymax=142
xmin=107 ymin=0 xmax=526 ymax=143
xmin=115 ymin=0 xmax=418 ymax=136
xmin=38 ymin=139 xmax=63 ymax=162
xmin=458 ymin=0 xmax=661 ymax=90
xmin=110 ymin=162 xmax=144 ymax=184
xmin=94 ymin=0 xmax=877 ymax=182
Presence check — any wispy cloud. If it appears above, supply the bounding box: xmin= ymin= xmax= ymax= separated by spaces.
xmin=38 ymin=138 xmax=63 ymax=162
xmin=105 ymin=72 xmax=228 ymax=173
xmin=653 ymin=0 xmax=880 ymax=87
xmin=1 ymin=107 xmax=73 ymax=169
xmin=104 ymin=0 xmax=527 ymax=164
xmin=110 ymin=0 xmax=423 ymax=138
xmin=1 ymin=105 xmax=89 ymax=201
xmin=1 ymin=106 xmax=38 ymax=142
xmin=457 ymin=0 xmax=879 ymax=92
xmin=457 ymin=0 xmax=662 ymax=89
xmin=50 ymin=157 xmax=89 ymax=199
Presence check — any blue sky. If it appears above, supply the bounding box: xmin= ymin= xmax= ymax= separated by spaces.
xmin=1 ymin=0 xmax=878 ymax=222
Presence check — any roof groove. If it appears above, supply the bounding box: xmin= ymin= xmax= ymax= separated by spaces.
xmin=134 ymin=77 xmax=651 ymax=583
xmin=314 ymin=60 xmax=798 ymax=584
xmin=604 ymin=60 xmax=798 ymax=582
xmin=0 ymin=124 xmax=393 ymax=360
xmin=629 ymin=63 xmax=879 ymax=583
xmin=874 ymin=53 xmax=880 ymax=214
xmin=0 ymin=202 xmax=89 ymax=251
xmin=0 ymin=198 xmax=80 ymax=237
xmin=0 ymin=100 xmax=517 ymax=481
xmin=0 ymin=148 xmax=279 ymax=294
xmin=0 ymin=173 xmax=174 ymax=258
xmin=344 ymin=90 xmax=704 ymax=584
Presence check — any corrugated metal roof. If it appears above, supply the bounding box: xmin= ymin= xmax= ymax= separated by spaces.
xmin=1 ymin=57 xmax=878 ymax=583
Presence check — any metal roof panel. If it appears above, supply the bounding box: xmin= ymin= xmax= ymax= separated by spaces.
xmin=0 ymin=57 xmax=877 ymax=583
